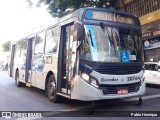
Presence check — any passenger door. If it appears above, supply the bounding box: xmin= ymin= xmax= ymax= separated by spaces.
xmin=25 ymin=37 xmax=35 ymax=83
xmin=58 ymin=24 xmax=77 ymax=95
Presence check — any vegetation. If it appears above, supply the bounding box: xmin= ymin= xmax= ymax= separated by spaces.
xmin=2 ymin=41 xmax=11 ymax=52
xmin=27 ymin=0 xmax=119 ymax=17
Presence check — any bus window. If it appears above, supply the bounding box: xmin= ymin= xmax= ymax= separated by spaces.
xmin=14 ymin=41 xmax=22 ymax=65
xmin=33 ymin=31 xmax=45 ymax=72
xmin=14 ymin=41 xmax=21 ymax=67
xmin=35 ymin=32 xmax=45 ymax=55
xmin=45 ymin=26 xmax=60 ymax=54
xmin=81 ymin=25 xmax=121 ymax=62
xmin=20 ymin=39 xmax=27 ymax=70
xmin=80 ymin=24 xmax=142 ymax=63
xmin=15 ymin=41 xmax=21 ymax=58
xmin=120 ymin=29 xmax=141 ymax=62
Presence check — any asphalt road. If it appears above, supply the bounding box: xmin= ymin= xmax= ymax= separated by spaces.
xmin=0 ymin=70 xmax=160 ymax=120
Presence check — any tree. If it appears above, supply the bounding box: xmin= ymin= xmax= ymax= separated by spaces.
xmin=27 ymin=0 xmax=120 ymax=17
xmin=2 ymin=41 xmax=11 ymax=52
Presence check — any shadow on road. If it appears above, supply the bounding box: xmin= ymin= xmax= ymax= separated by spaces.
xmin=146 ymin=84 xmax=160 ymax=89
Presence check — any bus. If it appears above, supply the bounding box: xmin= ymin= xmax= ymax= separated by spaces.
xmin=8 ymin=8 xmax=145 ymax=104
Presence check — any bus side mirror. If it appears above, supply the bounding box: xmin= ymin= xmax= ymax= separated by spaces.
xmin=74 ymin=22 xmax=83 ymax=41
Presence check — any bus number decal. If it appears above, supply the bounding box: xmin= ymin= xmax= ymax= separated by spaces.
xmin=127 ymin=76 xmax=141 ymax=81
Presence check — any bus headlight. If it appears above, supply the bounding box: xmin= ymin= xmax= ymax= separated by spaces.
xmin=81 ymin=73 xmax=99 ymax=88
xmin=81 ymin=73 xmax=90 ymax=82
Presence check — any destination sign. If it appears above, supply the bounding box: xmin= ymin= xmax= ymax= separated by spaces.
xmin=85 ymin=10 xmax=138 ymax=25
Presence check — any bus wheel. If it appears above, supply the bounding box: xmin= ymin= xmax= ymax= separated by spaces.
xmin=15 ymin=71 xmax=24 ymax=87
xmin=47 ymin=75 xmax=60 ymax=103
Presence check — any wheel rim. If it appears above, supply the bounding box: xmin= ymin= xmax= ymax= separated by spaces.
xmin=48 ymin=81 xmax=56 ymax=98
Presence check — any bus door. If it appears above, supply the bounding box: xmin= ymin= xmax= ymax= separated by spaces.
xmin=9 ymin=44 xmax=16 ymax=77
xmin=58 ymin=24 xmax=76 ymax=95
xmin=25 ymin=37 xmax=35 ymax=84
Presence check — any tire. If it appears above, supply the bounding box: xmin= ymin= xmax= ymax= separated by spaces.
xmin=15 ymin=71 xmax=25 ymax=87
xmin=47 ymin=75 xmax=61 ymax=103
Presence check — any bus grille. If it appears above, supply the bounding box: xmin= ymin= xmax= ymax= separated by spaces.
xmin=99 ymin=82 xmax=140 ymax=95
xmin=96 ymin=65 xmax=142 ymax=75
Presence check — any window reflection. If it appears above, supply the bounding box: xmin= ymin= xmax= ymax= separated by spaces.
xmin=33 ymin=31 xmax=45 ymax=72
xmin=80 ymin=24 xmax=142 ymax=62
xmin=35 ymin=32 xmax=45 ymax=54
xmin=45 ymin=26 xmax=60 ymax=54
xmin=14 ymin=39 xmax=27 ymax=70
xmin=80 ymin=25 xmax=120 ymax=62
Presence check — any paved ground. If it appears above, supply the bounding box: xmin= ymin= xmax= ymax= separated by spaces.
xmin=1 ymin=70 xmax=160 ymax=120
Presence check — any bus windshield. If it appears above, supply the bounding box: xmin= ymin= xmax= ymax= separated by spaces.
xmin=80 ymin=24 xmax=142 ymax=62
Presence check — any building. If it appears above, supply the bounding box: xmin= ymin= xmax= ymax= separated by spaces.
xmin=123 ymin=0 xmax=160 ymax=62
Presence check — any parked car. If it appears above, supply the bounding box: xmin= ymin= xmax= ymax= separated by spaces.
xmin=144 ymin=62 xmax=160 ymax=85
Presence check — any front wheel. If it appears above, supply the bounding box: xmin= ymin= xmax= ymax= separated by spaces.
xmin=47 ymin=75 xmax=61 ymax=103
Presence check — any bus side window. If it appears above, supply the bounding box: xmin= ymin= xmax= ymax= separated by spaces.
xmin=35 ymin=32 xmax=45 ymax=55
xmin=45 ymin=26 xmax=60 ymax=54
xmin=33 ymin=31 xmax=45 ymax=71
xmin=20 ymin=39 xmax=27 ymax=70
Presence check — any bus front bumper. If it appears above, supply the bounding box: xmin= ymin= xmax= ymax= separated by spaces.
xmin=76 ymin=77 xmax=146 ymax=101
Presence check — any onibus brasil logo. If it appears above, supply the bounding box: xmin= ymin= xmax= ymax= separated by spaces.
xmin=1 ymin=112 xmax=42 ymax=119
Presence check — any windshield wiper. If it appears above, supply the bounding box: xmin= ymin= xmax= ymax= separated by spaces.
xmin=112 ymin=27 xmax=121 ymax=55
xmin=88 ymin=30 xmax=94 ymax=46
xmin=100 ymin=22 xmax=118 ymax=55
xmin=100 ymin=22 xmax=114 ymax=46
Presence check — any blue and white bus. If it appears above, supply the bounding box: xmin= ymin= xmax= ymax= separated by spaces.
xmin=8 ymin=8 xmax=145 ymax=104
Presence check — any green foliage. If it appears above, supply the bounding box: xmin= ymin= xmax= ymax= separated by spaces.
xmin=26 ymin=0 xmax=33 ymax=7
xmin=27 ymin=0 xmax=119 ymax=17
xmin=2 ymin=41 xmax=11 ymax=52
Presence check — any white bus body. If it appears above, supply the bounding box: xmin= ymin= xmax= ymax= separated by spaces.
xmin=8 ymin=8 xmax=145 ymax=103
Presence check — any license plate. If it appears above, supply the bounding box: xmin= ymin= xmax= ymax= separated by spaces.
xmin=117 ymin=88 xmax=128 ymax=94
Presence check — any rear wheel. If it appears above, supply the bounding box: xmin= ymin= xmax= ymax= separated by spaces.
xmin=47 ymin=75 xmax=61 ymax=103
xmin=15 ymin=70 xmax=25 ymax=87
